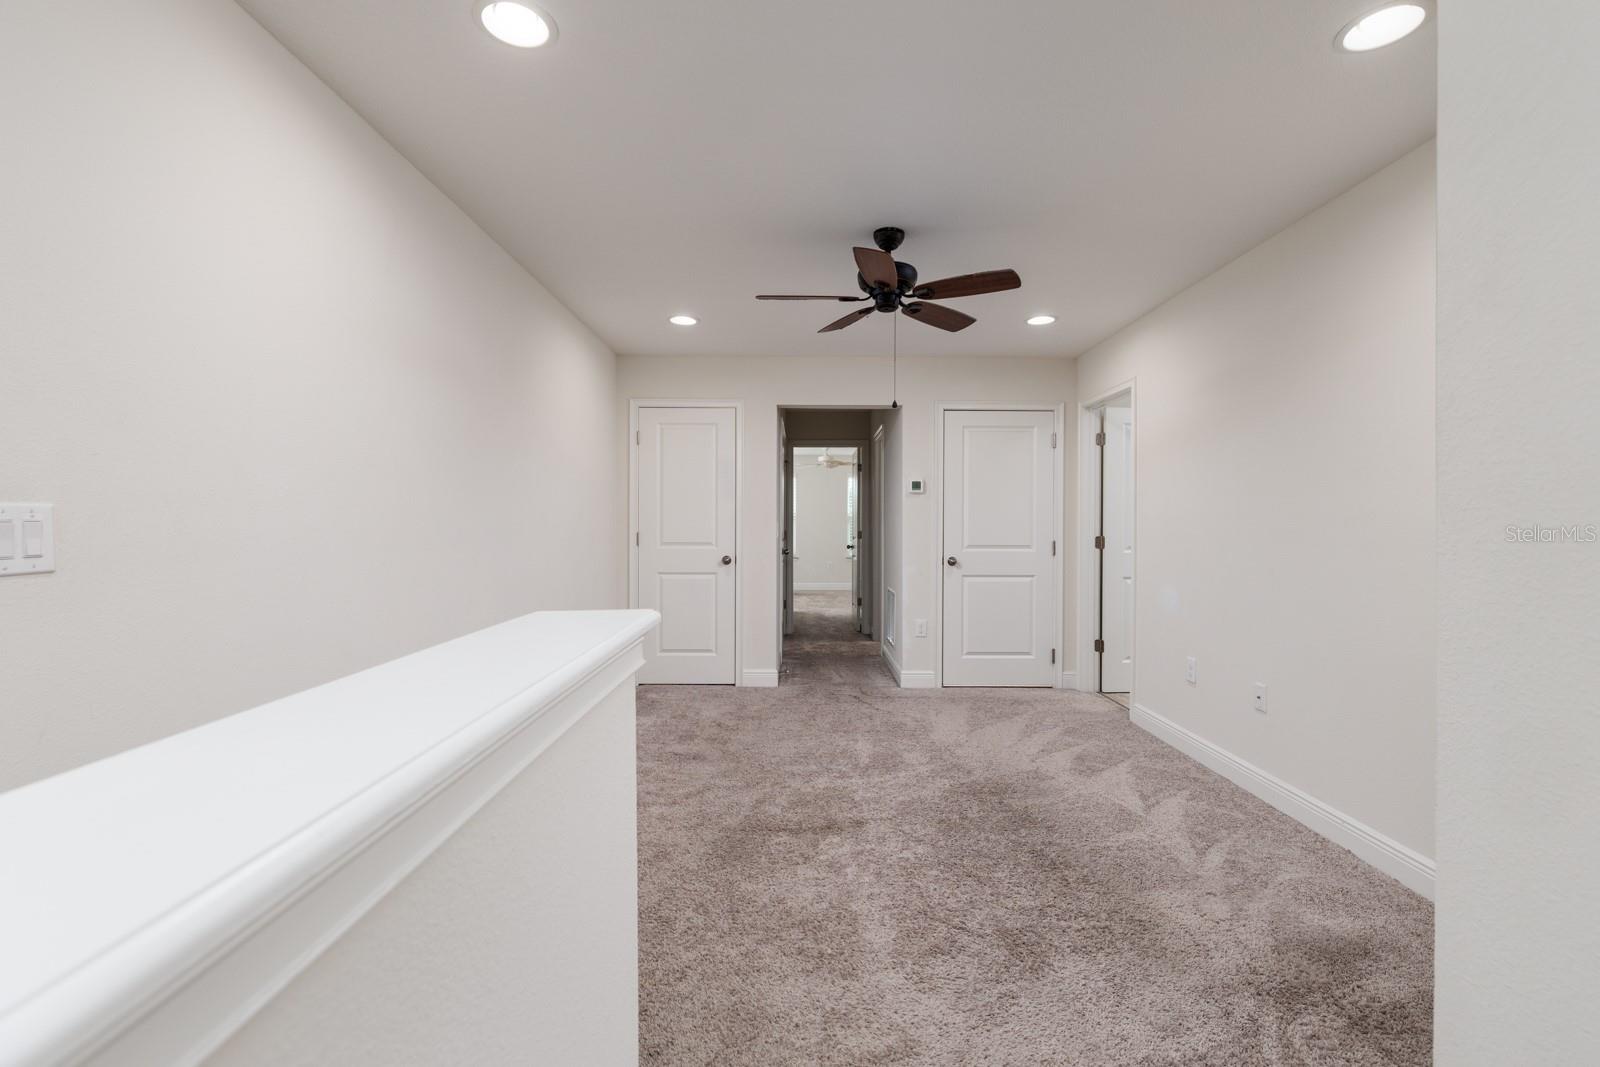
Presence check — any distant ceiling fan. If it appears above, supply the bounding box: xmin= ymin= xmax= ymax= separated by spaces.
xmin=756 ymin=227 xmax=1021 ymax=334
xmin=810 ymin=448 xmax=856 ymax=469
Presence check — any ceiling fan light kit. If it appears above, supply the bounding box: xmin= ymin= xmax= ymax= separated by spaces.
xmin=755 ymin=226 xmax=1021 ymax=335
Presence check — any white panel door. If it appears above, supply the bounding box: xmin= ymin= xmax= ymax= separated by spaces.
xmin=1100 ymin=406 xmax=1135 ymax=692
xmin=638 ymin=406 xmax=737 ymax=684
xmin=942 ymin=409 xmax=1057 ymax=687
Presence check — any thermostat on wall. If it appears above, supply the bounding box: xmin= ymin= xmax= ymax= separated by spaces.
xmin=908 ymin=479 xmax=925 ymax=494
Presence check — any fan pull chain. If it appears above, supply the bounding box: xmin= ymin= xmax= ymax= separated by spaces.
xmin=891 ymin=312 xmax=900 ymax=409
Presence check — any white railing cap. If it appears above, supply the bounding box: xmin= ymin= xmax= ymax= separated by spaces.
xmin=0 ymin=608 xmax=658 ymax=1064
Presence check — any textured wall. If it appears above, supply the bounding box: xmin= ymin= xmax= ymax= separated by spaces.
xmin=1435 ymin=1 xmax=1600 ymax=1059
xmin=1076 ymin=145 xmax=1437 ymax=860
xmin=0 ymin=0 xmax=621 ymax=789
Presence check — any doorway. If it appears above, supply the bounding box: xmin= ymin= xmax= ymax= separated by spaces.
xmin=1078 ymin=387 xmax=1135 ymax=704
xmin=779 ymin=408 xmax=887 ymax=686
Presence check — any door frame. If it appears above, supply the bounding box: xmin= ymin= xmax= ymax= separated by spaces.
xmin=932 ymin=401 xmax=1067 ymax=689
xmin=1075 ymin=380 xmax=1136 ymax=699
xmin=628 ymin=399 xmax=745 ymax=685
xmin=785 ymin=438 xmax=872 ymax=636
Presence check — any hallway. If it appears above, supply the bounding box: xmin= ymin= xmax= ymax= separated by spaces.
xmin=635 ymin=600 xmax=1434 ymax=1064
xmin=779 ymin=591 xmax=891 ymax=688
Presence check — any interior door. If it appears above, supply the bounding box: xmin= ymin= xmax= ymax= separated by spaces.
xmin=637 ymin=406 xmax=737 ymax=684
xmin=942 ymin=409 xmax=1057 ymax=687
xmin=848 ymin=454 xmax=862 ymax=632
xmin=856 ymin=450 xmax=871 ymax=636
xmin=1100 ymin=406 xmax=1135 ymax=692
xmin=780 ymin=418 xmax=794 ymax=642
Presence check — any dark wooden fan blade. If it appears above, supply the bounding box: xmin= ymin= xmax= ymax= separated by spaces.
xmin=853 ymin=247 xmax=898 ymax=290
xmin=912 ymin=269 xmax=1021 ymax=301
xmin=819 ymin=307 xmax=875 ymax=333
xmin=902 ymin=301 xmax=975 ymax=332
xmin=756 ymin=294 xmax=868 ymax=301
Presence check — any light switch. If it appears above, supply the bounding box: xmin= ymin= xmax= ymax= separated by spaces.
xmin=0 ymin=504 xmax=54 ymax=576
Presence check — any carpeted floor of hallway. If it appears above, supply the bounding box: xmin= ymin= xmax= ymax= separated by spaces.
xmin=637 ymin=591 xmax=1432 ymax=1065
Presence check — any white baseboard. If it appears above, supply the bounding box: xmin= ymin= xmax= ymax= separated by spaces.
xmin=1057 ymin=671 xmax=1077 ymax=690
xmin=880 ymin=643 xmax=936 ymax=689
xmin=795 ymin=581 xmax=852 ymax=592
xmin=880 ymin=644 xmax=902 ymax=685
xmin=740 ymin=669 xmax=779 ymax=688
xmin=1129 ymin=703 xmax=1436 ymax=899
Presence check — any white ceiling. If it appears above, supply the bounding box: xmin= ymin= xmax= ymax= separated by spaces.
xmin=237 ymin=0 xmax=1435 ymax=360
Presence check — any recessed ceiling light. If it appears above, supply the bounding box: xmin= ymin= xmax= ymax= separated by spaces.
xmin=1027 ymin=315 xmax=1057 ymax=326
xmin=1336 ymin=4 xmax=1427 ymax=52
xmin=669 ymin=315 xmax=698 ymax=326
xmin=477 ymin=1 xmax=557 ymax=48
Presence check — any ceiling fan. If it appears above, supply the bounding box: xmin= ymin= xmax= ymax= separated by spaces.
xmin=756 ymin=227 xmax=1021 ymax=334
xmin=810 ymin=448 xmax=856 ymax=469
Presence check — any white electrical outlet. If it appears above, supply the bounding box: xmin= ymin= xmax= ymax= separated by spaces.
xmin=1253 ymin=683 xmax=1268 ymax=714
xmin=914 ymin=619 xmax=928 ymax=638
xmin=1185 ymin=657 xmax=1197 ymax=685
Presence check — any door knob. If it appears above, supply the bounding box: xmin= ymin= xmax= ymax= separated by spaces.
xmin=946 ymin=556 xmax=958 ymax=566
xmin=721 ymin=555 xmax=733 ymax=565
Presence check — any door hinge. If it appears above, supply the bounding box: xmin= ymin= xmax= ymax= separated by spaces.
xmin=1095 ymin=431 xmax=1106 ymax=446
xmin=635 ymin=429 xmax=640 ymax=444
xmin=635 ymin=532 xmax=640 ymax=546
xmin=1094 ymin=639 xmax=1105 ymax=654
xmin=1051 ymin=432 xmax=1058 ymax=448
xmin=1051 ymin=539 xmax=1057 ymax=556
xmin=1094 ymin=535 xmax=1105 ymax=550
xmin=1051 ymin=648 xmax=1057 ymax=664
xmin=857 ymin=596 xmax=863 ymax=606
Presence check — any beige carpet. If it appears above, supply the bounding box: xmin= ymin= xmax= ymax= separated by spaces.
xmin=638 ymin=592 xmax=1433 ymax=1065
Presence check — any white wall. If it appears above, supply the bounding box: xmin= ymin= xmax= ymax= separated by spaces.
xmin=1075 ymin=144 xmax=1436 ymax=871
xmin=873 ymin=409 xmax=904 ymax=668
xmin=209 ymin=682 xmax=640 ymax=1067
xmin=620 ymin=356 xmax=1076 ymax=685
xmin=1435 ymin=3 xmax=1600 ymax=1059
xmin=792 ymin=455 xmax=853 ymax=589
xmin=0 ymin=0 xmax=621 ymax=790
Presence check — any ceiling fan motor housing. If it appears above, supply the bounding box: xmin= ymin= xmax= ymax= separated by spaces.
xmin=858 ymin=260 xmax=920 ymax=310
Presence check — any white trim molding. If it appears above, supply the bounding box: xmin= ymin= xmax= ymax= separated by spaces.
xmin=880 ymin=643 xmax=903 ymax=685
xmin=0 ymin=610 xmax=660 ymax=1066
xmin=898 ymin=670 xmax=937 ymax=689
xmin=1129 ymin=703 xmax=1436 ymax=899
xmin=1077 ymin=380 xmax=1136 ymax=698
xmin=740 ymin=669 xmax=779 ymax=688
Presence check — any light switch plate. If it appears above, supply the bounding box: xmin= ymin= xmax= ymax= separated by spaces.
xmin=0 ymin=503 xmax=55 ymax=576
